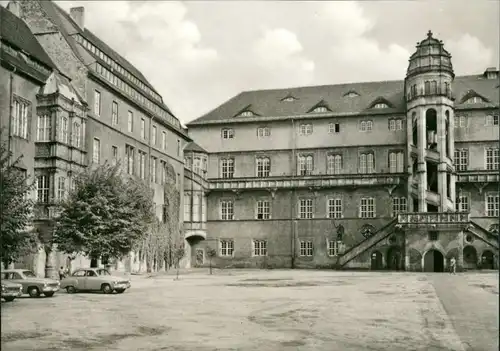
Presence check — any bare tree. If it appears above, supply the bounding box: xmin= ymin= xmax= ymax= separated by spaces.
xmin=207 ymin=248 xmax=217 ymax=275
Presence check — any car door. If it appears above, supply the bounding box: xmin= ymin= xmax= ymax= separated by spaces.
xmin=71 ymin=270 xmax=86 ymax=290
xmin=84 ymin=270 xmax=99 ymax=290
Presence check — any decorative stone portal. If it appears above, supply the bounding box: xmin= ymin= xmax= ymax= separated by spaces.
xmin=423 ymin=249 xmax=444 ymax=272
xmin=195 ymin=249 xmax=205 ymax=266
xmin=370 ymin=251 xmax=383 ymax=270
xmin=387 ymin=246 xmax=402 ymax=271
xmin=481 ymin=250 xmax=495 ymax=269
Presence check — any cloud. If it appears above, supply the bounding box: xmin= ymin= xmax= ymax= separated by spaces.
xmin=445 ymin=34 xmax=494 ymax=74
xmin=56 ymin=1 xmax=217 ymax=120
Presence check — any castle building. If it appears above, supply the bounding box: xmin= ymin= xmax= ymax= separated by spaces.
xmin=1 ymin=1 xmax=192 ymax=276
xmin=186 ymin=31 xmax=499 ymax=272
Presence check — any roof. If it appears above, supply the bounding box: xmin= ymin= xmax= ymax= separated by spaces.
xmin=184 ymin=142 xmax=207 ymax=153
xmin=187 ymin=73 xmax=500 ymax=126
xmin=0 ymin=6 xmax=55 ymax=69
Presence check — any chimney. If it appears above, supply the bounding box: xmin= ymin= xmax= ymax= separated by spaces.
xmin=70 ymin=7 xmax=85 ymax=30
xmin=7 ymin=1 xmax=21 ymax=17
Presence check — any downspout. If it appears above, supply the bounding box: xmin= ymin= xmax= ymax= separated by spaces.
xmin=148 ymin=116 xmax=152 ymax=189
xmin=191 ymin=150 xmax=194 ymax=224
xmin=290 ymin=118 xmax=296 ymax=269
xmin=7 ymin=66 xmax=17 ymax=166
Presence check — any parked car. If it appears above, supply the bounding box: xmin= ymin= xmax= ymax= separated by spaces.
xmin=1 ymin=280 xmax=23 ymax=302
xmin=2 ymin=269 xmax=60 ymax=298
xmin=60 ymin=268 xmax=131 ymax=294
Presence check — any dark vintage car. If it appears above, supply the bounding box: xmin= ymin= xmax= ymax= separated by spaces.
xmin=1 ymin=280 xmax=23 ymax=302
xmin=2 ymin=269 xmax=60 ymax=298
xmin=60 ymin=268 xmax=131 ymax=294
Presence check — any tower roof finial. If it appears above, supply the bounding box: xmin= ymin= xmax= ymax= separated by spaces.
xmin=427 ymin=30 xmax=433 ymax=38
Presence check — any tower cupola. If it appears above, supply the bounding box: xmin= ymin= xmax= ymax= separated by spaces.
xmin=407 ymin=30 xmax=454 ymax=79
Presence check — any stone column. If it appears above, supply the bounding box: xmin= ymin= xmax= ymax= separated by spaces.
xmin=457 ymin=230 xmax=464 ymax=272
xmin=417 ymin=108 xmax=427 ymax=212
xmin=45 ymin=248 xmax=57 ymax=279
xmin=437 ymin=106 xmax=448 ymax=210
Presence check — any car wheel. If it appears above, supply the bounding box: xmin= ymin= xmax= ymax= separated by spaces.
xmin=101 ymin=284 xmax=112 ymax=294
xmin=115 ymin=289 xmax=126 ymax=294
xmin=28 ymin=287 xmax=40 ymax=298
xmin=44 ymin=292 xmax=55 ymax=297
xmin=66 ymin=286 xmax=76 ymax=294
xmin=3 ymin=296 xmax=15 ymax=302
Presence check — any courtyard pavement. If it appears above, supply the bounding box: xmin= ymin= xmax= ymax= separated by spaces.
xmin=1 ymin=269 xmax=498 ymax=351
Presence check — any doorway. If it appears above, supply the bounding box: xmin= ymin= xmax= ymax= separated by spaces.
xmin=195 ymin=249 xmax=205 ymax=266
xmin=463 ymin=246 xmax=478 ymax=270
xmin=387 ymin=247 xmax=402 ymax=270
xmin=423 ymin=249 xmax=444 ymax=272
xmin=371 ymin=251 xmax=383 ymax=270
xmin=481 ymin=251 xmax=494 ymax=269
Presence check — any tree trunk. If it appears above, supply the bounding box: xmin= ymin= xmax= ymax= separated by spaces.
xmin=146 ymin=251 xmax=152 ymax=273
xmin=176 ymin=258 xmax=180 ymax=280
xmin=209 ymin=259 xmax=212 ymax=275
xmin=45 ymin=246 xmax=57 ymax=279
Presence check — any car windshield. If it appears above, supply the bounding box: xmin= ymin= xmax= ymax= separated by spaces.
xmin=96 ymin=269 xmax=111 ymax=276
xmin=22 ymin=271 xmax=36 ymax=278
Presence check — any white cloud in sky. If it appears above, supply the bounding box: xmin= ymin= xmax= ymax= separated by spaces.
xmin=445 ymin=34 xmax=494 ymax=75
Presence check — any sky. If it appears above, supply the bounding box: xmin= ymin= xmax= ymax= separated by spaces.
xmin=4 ymin=1 xmax=500 ymax=124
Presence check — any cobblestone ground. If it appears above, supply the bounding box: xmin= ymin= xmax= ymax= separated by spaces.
xmin=1 ymin=270 xmax=498 ymax=351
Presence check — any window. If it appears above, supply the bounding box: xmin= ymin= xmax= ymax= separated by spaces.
xmin=389 ymin=151 xmax=404 ymax=173
xmin=360 ymin=197 xmax=375 ymax=218
xmin=327 ymin=154 xmax=342 ymax=175
xmin=220 ymin=158 xmax=234 ymax=179
xmin=92 ymin=138 xmax=100 ymax=164
xmin=60 ymin=116 xmax=68 ymax=143
xmin=359 ymin=153 xmax=375 ymax=174
xmin=373 ymin=103 xmax=389 ymax=109
xmin=257 ymin=127 xmax=271 ymax=137
xmin=464 ymin=96 xmax=484 ymax=104
xmin=221 ymin=128 xmax=234 ymax=139
xmin=37 ymin=115 xmax=51 ymax=141
xmin=160 ymin=160 xmax=167 ymax=184
xmin=239 ymin=111 xmax=254 ymax=117
xmin=486 ymin=115 xmax=499 ymax=126
xmin=344 ymin=91 xmax=359 ymax=98
xmin=299 ymin=199 xmax=314 ymax=219
xmin=127 ymin=111 xmax=133 ymax=132
xmin=193 ymin=193 xmax=200 ymax=222
xmin=72 ymin=122 xmax=81 ymax=147
xmin=486 ymin=148 xmax=499 ymax=170
xmin=486 ymin=193 xmax=499 ymax=217
xmin=94 ymin=90 xmax=101 ymax=116
xmin=140 ymin=118 xmax=146 ymax=139
xmin=312 ymin=106 xmax=328 ymax=113
xmin=193 ymin=157 xmax=202 ymax=174
xmin=328 ymin=240 xmax=340 ymax=256
xmin=282 ymin=96 xmax=296 ymax=102
xmin=111 ymin=146 xmax=118 ymax=165
xmin=454 ymin=116 xmax=467 ymax=128
xmin=126 ymin=145 xmax=135 ymax=175
xmin=297 ymin=155 xmax=313 ymax=176
xmin=328 ymin=122 xmax=340 ymax=134
xmin=256 ymin=200 xmax=271 ymax=220
xmin=253 ymin=240 xmax=267 ymax=256
xmin=150 ymin=157 xmax=157 ymax=183
xmin=360 ymin=120 xmax=373 ymax=132
xmin=139 ymin=151 xmax=146 ymax=179
xmin=256 ymin=157 xmax=271 ymax=177
xmin=57 ymin=177 xmax=66 ymax=200
xmin=389 ymin=119 xmax=403 ymax=131
xmin=455 ymin=195 xmax=469 ymax=212
xmin=299 ymin=241 xmax=313 ymax=256
xmin=37 ymin=175 xmax=49 ymax=203
xmin=299 ymin=124 xmax=313 ymax=135
xmin=152 ymin=126 xmax=157 ymax=145
xmin=184 ymin=193 xmax=191 ymax=221
xmin=454 ymin=149 xmax=468 ymax=171
xmin=202 ymin=194 xmax=207 ymax=222
xmin=112 ymin=101 xmax=118 ymax=125
xmin=221 ymin=200 xmax=234 ymax=220
xmin=177 ymin=140 xmax=180 ymax=156
xmin=429 ymin=231 xmax=439 ymax=241
xmin=327 ymin=198 xmax=342 ymax=219
xmin=392 ymin=197 xmax=407 ymax=217
xmin=12 ymin=99 xmax=29 ymax=139
xmin=220 ymin=240 xmax=234 ymax=256
xmin=162 ymin=131 xmax=167 ymax=149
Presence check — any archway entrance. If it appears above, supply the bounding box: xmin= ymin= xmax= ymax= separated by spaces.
xmin=463 ymin=246 xmax=478 ymax=270
xmin=387 ymin=246 xmax=402 ymax=270
xmin=370 ymin=251 xmax=383 ymax=270
xmin=423 ymin=249 xmax=444 ymax=272
xmin=481 ymin=251 xmax=494 ymax=270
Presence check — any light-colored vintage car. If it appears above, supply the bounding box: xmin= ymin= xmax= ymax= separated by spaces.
xmin=1 ymin=280 xmax=23 ymax=302
xmin=2 ymin=269 xmax=60 ymax=298
xmin=60 ymin=268 xmax=131 ymax=294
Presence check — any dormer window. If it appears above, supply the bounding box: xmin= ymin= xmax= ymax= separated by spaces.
xmin=238 ymin=110 xmax=254 ymax=117
xmin=312 ymin=106 xmax=328 ymax=113
xmin=282 ymin=96 xmax=297 ymax=102
xmin=464 ymin=96 xmax=484 ymax=104
xmin=373 ymin=103 xmax=389 ymax=109
xmin=344 ymin=91 xmax=360 ymax=98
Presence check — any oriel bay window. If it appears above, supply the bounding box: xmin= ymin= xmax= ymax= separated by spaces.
xmin=36 ymin=175 xmax=50 ymax=203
